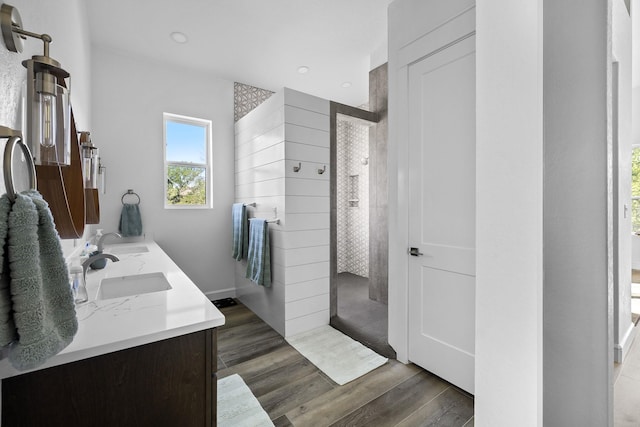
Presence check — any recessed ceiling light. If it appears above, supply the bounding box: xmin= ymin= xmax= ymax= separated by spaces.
xmin=297 ymin=66 xmax=310 ymax=74
xmin=341 ymin=81 xmax=352 ymax=88
xmin=170 ymin=32 xmax=188 ymax=44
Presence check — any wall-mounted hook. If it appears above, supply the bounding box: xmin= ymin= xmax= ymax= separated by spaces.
xmin=317 ymin=165 xmax=326 ymax=175
xmin=293 ymin=162 xmax=302 ymax=172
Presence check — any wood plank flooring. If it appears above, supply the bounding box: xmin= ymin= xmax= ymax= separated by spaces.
xmin=217 ymin=302 xmax=474 ymax=426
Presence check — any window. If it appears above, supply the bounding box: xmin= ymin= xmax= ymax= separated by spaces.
xmin=632 ymin=146 xmax=640 ymax=232
xmin=163 ymin=113 xmax=212 ymax=208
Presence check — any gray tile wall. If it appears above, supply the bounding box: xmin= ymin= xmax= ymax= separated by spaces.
xmin=368 ymin=63 xmax=389 ymax=304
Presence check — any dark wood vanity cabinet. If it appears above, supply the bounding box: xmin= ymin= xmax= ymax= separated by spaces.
xmin=2 ymin=328 xmax=218 ymax=427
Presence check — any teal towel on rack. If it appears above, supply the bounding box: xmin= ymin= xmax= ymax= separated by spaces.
xmin=246 ymin=219 xmax=271 ymax=287
xmin=119 ymin=203 xmax=143 ymax=237
xmin=0 ymin=194 xmax=16 ymax=347
xmin=232 ymin=203 xmax=248 ymax=261
xmin=6 ymin=191 xmax=77 ymax=370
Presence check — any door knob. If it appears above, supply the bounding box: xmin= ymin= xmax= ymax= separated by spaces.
xmin=409 ymin=247 xmax=424 ymax=256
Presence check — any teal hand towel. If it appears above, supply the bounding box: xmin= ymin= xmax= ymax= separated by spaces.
xmin=7 ymin=192 xmax=77 ymax=370
xmin=119 ymin=203 xmax=143 ymax=237
xmin=232 ymin=203 xmax=248 ymax=261
xmin=0 ymin=194 xmax=16 ymax=346
xmin=245 ymin=219 xmax=271 ymax=287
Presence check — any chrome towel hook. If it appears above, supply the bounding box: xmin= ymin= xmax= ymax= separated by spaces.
xmin=1 ymin=126 xmax=36 ymax=202
xmin=317 ymin=165 xmax=326 ymax=175
xmin=293 ymin=162 xmax=301 ymax=173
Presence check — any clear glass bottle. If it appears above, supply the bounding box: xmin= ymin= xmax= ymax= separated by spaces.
xmin=69 ymin=264 xmax=87 ymax=304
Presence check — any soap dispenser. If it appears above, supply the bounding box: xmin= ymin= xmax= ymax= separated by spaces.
xmin=69 ymin=264 xmax=87 ymax=303
xmin=93 ymin=229 xmax=103 ymax=246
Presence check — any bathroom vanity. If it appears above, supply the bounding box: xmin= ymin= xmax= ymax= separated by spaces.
xmin=0 ymin=241 xmax=225 ymax=426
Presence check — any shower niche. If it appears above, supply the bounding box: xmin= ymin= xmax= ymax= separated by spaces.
xmin=348 ymin=175 xmax=359 ymax=207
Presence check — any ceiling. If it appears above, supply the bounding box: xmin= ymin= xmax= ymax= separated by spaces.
xmin=85 ymin=0 xmax=393 ymax=107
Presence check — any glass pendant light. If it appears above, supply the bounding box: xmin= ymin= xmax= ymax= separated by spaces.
xmin=1 ymin=4 xmax=71 ymax=166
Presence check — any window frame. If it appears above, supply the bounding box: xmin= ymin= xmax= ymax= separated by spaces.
xmin=163 ymin=112 xmax=213 ymax=209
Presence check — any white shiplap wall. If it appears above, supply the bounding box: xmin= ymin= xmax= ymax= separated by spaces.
xmin=234 ymin=88 xmax=330 ymax=337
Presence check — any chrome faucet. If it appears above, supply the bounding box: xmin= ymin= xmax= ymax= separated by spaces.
xmin=97 ymin=232 xmax=122 ymax=252
xmin=82 ymin=253 xmax=120 ymax=282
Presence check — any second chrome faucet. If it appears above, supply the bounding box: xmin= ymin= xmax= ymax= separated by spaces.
xmin=89 ymin=232 xmax=122 ymax=270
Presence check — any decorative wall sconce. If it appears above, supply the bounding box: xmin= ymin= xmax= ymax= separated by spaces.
xmin=79 ymin=131 xmax=99 ymax=189
xmin=1 ymin=3 xmax=71 ymax=166
xmin=98 ymin=158 xmax=107 ymax=195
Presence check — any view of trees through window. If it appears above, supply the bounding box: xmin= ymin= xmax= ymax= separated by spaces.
xmin=632 ymin=147 xmax=640 ymax=232
xmin=167 ymin=165 xmax=206 ymax=205
xmin=164 ymin=114 xmax=211 ymax=208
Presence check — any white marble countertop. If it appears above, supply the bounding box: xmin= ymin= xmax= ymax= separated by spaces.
xmin=0 ymin=241 xmax=225 ymax=379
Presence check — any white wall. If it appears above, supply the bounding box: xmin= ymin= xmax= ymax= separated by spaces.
xmin=282 ymin=89 xmax=330 ymax=337
xmin=613 ymin=0 xmax=634 ymax=363
xmin=0 ymin=0 xmax=91 ymax=256
xmin=475 ymin=0 xmax=543 ymax=425
xmin=91 ymin=47 xmax=235 ymax=299
xmin=633 ymin=0 xmax=640 ymax=146
xmin=235 ymin=89 xmax=287 ymax=335
xmin=543 ymin=0 xmax=612 ymax=425
xmin=235 ymin=88 xmax=330 ymax=337
xmin=370 ymin=41 xmax=388 ymax=71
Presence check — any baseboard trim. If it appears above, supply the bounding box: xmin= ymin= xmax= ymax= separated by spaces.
xmin=615 ymin=322 xmax=637 ymax=363
xmin=205 ymin=288 xmax=236 ymax=301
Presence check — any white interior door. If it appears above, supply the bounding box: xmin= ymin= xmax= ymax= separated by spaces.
xmin=407 ymin=34 xmax=476 ymax=394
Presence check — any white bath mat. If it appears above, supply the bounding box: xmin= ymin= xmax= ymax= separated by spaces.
xmin=286 ymin=325 xmax=388 ymax=385
xmin=217 ymin=374 xmax=274 ymax=427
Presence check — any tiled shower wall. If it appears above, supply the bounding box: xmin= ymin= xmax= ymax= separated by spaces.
xmin=336 ymin=120 xmax=370 ymax=277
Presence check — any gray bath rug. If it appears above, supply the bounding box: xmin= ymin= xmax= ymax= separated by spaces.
xmin=287 ymin=325 xmax=388 ymax=385
xmin=217 ymin=374 xmax=274 ymax=427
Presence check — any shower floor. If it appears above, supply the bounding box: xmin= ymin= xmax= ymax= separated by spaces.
xmin=331 ymin=272 xmax=396 ymax=359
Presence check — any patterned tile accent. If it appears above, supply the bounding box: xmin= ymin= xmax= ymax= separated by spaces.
xmin=234 ymin=82 xmax=275 ymax=122
xmin=336 ymin=119 xmax=370 ymax=278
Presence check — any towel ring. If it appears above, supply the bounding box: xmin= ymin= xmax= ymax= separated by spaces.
xmin=2 ymin=130 xmax=36 ymax=202
xmin=121 ymin=189 xmax=140 ymax=205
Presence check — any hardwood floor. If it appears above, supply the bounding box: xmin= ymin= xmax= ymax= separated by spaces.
xmin=217 ymin=302 xmax=474 ymax=426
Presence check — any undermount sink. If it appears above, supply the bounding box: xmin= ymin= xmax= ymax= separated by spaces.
xmin=97 ymin=272 xmax=172 ymax=300
xmin=109 ymin=245 xmax=150 ymax=255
